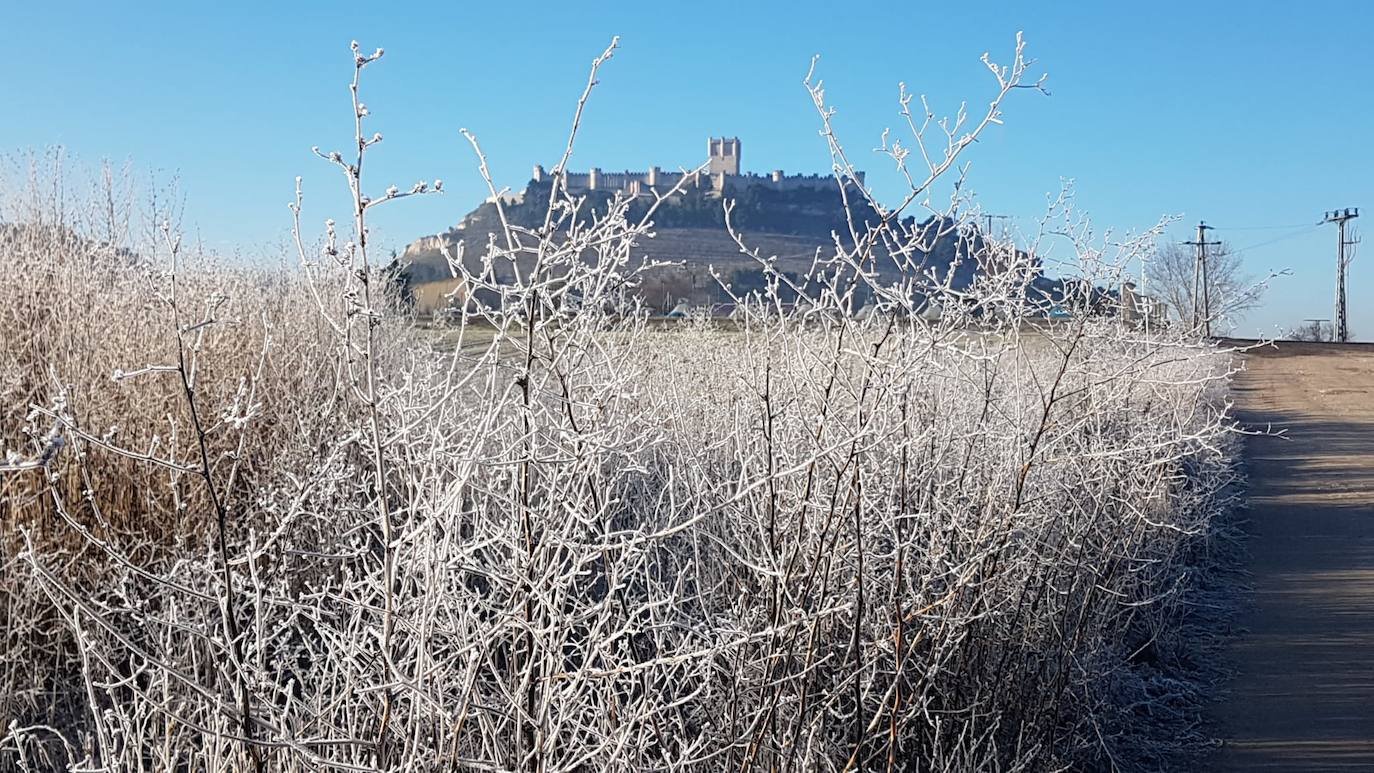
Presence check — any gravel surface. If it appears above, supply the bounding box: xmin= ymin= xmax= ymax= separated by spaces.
xmin=1209 ymin=341 xmax=1374 ymax=770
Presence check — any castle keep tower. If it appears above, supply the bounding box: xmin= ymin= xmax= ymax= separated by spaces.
xmin=708 ymin=137 xmax=741 ymax=176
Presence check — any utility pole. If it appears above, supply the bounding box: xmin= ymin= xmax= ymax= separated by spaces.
xmin=1321 ymin=208 xmax=1359 ymax=343
xmin=1184 ymin=221 xmax=1221 ymax=336
xmin=982 ymin=214 xmax=1010 ymax=239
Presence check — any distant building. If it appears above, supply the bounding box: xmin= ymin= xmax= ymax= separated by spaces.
xmin=530 ymin=137 xmax=864 ymax=199
xmin=1119 ymin=281 xmax=1166 ymax=327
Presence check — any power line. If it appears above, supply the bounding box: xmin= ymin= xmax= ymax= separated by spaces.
xmin=1208 ymin=222 xmax=1322 ymax=231
xmin=1230 ymin=225 xmax=1321 ymax=253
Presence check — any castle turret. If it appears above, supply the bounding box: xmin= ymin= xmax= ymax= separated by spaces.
xmin=708 ymin=137 xmax=741 ymax=176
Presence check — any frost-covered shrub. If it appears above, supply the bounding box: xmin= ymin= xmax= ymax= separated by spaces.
xmin=1 ymin=36 xmax=1238 ymax=772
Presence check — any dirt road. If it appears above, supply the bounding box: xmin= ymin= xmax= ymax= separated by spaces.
xmin=1210 ymin=342 xmax=1374 ymax=770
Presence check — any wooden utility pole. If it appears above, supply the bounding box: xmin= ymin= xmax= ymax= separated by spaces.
xmin=1185 ymin=221 xmax=1221 ymax=336
xmin=1321 ymin=208 xmax=1359 ymax=343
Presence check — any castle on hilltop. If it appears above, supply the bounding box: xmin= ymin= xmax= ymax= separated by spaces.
xmin=530 ymin=137 xmax=864 ymax=198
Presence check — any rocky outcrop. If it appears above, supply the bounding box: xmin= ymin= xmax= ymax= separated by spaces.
xmin=400 ymin=234 xmax=457 ymax=261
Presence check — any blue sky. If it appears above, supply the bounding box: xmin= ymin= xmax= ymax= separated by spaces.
xmin=8 ymin=1 xmax=1373 ymax=337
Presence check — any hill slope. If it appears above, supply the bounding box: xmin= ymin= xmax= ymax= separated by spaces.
xmin=396 ymin=179 xmax=1002 ymax=311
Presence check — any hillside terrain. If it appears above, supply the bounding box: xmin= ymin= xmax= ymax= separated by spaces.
xmin=394 ymin=178 xmax=1002 ymax=311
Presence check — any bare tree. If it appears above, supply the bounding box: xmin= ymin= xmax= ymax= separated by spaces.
xmin=1287 ymin=319 xmax=1356 ymax=342
xmin=1147 ymin=240 xmax=1262 ymax=331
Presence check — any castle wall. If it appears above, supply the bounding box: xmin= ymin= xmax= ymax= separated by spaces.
xmin=551 ymin=170 xmax=860 ymax=196
xmin=539 ymin=136 xmax=863 ymax=198
xmin=713 ymin=171 xmax=866 ymax=194
xmin=547 ymin=168 xmax=704 ymax=196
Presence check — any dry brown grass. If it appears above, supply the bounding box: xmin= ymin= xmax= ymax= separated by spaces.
xmin=0 ymin=159 xmax=396 ymax=767
xmin=409 ymin=277 xmax=465 ymax=317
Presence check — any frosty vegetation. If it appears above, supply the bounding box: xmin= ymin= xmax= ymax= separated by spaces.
xmin=1 ymin=36 xmax=1240 ymax=771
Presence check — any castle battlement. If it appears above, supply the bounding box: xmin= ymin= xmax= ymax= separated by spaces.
xmin=531 ymin=138 xmax=864 ymax=198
